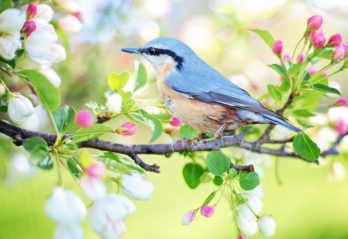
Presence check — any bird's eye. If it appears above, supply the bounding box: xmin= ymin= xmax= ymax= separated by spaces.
xmin=147 ymin=47 xmax=157 ymax=55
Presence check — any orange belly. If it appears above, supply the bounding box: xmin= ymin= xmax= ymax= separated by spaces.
xmin=155 ymin=62 xmax=242 ymax=133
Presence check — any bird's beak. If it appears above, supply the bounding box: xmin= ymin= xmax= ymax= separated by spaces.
xmin=121 ymin=48 xmax=141 ymax=54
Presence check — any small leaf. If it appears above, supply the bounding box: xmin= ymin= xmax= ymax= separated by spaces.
xmin=127 ymin=109 xmax=162 ymax=142
xmin=135 ymin=63 xmax=147 ymax=91
xmin=312 ymin=84 xmax=341 ymax=95
xmin=183 ymin=163 xmax=204 ymax=189
xmin=53 ymin=105 xmax=76 ymax=132
xmin=239 ymin=172 xmax=260 ymax=190
xmin=280 ymin=79 xmax=291 ymax=92
xmin=202 ymin=191 xmax=217 ymax=206
xmin=102 ymin=152 xmax=143 ymax=173
xmin=18 ymin=70 xmax=60 ymax=111
xmin=228 ymin=168 xmax=238 ymax=179
xmin=179 ymin=125 xmax=197 ymax=139
xmin=67 ymin=159 xmax=82 ymax=177
xmin=70 ymin=124 xmax=113 ymax=144
xmin=206 ymin=151 xmax=231 ymax=176
xmin=23 ymin=136 xmax=48 ymax=152
xmin=293 ymin=133 xmax=320 ymax=161
xmin=213 ymin=176 xmax=224 ymax=186
xmin=267 ymin=84 xmax=282 ymax=102
xmin=268 ymin=64 xmax=288 ymax=79
xmin=293 ymin=109 xmax=316 ymax=117
xmin=250 ymin=29 xmax=275 ymax=49
xmin=108 ymin=72 xmax=129 ymax=91
xmin=0 ymin=0 xmax=13 ymax=12
xmin=31 ymin=147 xmax=53 ymax=170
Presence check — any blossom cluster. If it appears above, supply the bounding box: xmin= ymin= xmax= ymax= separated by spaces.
xmin=45 ymin=160 xmax=154 ymax=239
xmin=0 ymin=2 xmax=82 ymax=124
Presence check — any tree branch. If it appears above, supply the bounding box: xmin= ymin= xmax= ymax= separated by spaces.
xmin=0 ymin=119 xmax=343 ymax=174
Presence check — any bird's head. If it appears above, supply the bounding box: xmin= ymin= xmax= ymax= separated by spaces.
xmin=122 ymin=38 xmax=194 ymax=71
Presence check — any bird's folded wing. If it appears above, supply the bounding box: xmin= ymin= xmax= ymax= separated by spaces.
xmin=167 ymin=65 xmax=268 ymax=114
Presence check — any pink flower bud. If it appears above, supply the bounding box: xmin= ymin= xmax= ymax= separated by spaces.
xmin=282 ymin=54 xmax=291 ymax=63
xmin=342 ymin=42 xmax=348 ymax=56
xmin=333 ymin=44 xmax=345 ymax=61
xmin=337 ymin=97 xmax=347 ymax=106
xmin=322 ymin=72 xmax=329 ymax=77
xmin=296 ymin=54 xmax=305 ymax=63
xmin=120 ymin=122 xmax=136 ymax=136
xmin=237 ymin=234 xmax=247 ymax=239
xmin=310 ymin=31 xmax=326 ymax=49
xmin=86 ymin=161 xmax=106 ymax=179
xmin=75 ymin=110 xmax=94 ymax=128
xmin=307 ymin=66 xmax=317 ymax=75
xmin=328 ymin=34 xmax=342 ymax=47
xmin=22 ymin=20 xmax=36 ymax=37
xmin=73 ymin=11 xmax=83 ymax=22
xmin=200 ymin=205 xmax=215 ymax=217
xmin=335 ymin=118 xmax=347 ymax=135
xmin=307 ymin=15 xmax=323 ymax=31
xmin=272 ymin=40 xmax=282 ymax=55
xmin=27 ymin=3 xmax=37 ymax=19
xmin=182 ymin=211 xmax=195 ymax=225
xmin=170 ymin=117 xmax=182 ymax=127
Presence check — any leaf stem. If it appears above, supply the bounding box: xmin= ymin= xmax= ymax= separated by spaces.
xmin=48 ymin=111 xmax=61 ymax=147
xmin=292 ymin=36 xmax=304 ymax=61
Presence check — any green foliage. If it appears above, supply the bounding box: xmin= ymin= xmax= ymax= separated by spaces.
xmin=23 ymin=137 xmax=53 ymax=170
xmin=293 ymin=133 xmax=320 ymax=161
xmin=53 ymin=106 xmax=76 ymax=133
xmin=179 ymin=125 xmax=197 ymax=139
xmin=127 ymin=109 xmax=162 ymax=142
xmin=102 ymin=152 xmax=145 ymax=173
xmin=18 ymin=70 xmax=60 ymax=112
xmin=206 ymin=151 xmax=230 ymax=177
xmin=69 ymin=124 xmax=113 ymax=144
xmin=183 ymin=163 xmax=204 ymax=189
xmin=250 ymin=29 xmax=275 ymax=49
xmin=202 ymin=191 xmax=217 ymax=206
xmin=108 ymin=72 xmax=130 ymax=91
xmin=267 ymin=84 xmax=282 ymax=102
xmin=239 ymin=172 xmax=260 ymax=190
xmin=312 ymin=84 xmax=341 ymax=95
xmin=0 ymin=0 xmax=13 ymax=11
xmin=0 ymin=91 xmax=8 ymax=112
xmin=67 ymin=159 xmax=82 ymax=177
xmin=213 ymin=176 xmax=224 ymax=186
xmin=135 ymin=63 xmax=147 ymax=91
xmin=269 ymin=64 xmax=288 ymax=79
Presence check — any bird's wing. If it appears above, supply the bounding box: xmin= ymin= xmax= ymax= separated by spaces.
xmin=167 ymin=61 xmax=266 ymax=114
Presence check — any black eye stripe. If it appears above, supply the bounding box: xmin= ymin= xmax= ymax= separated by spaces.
xmin=141 ymin=47 xmax=184 ymax=71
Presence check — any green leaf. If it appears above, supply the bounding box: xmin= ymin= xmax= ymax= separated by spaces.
xmin=250 ymin=29 xmax=275 ymax=49
xmin=228 ymin=168 xmax=238 ymax=179
xmin=108 ymin=72 xmax=129 ymax=91
xmin=67 ymin=159 xmax=82 ymax=177
xmin=293 ymin=133 xmax=320 ymax=161
xmin=23 ymin=137 xmax=53 ymax=170
xmin=102 ymin=152 xmax=143 ymax=173
xmin=239 ymin=172 xmax=260 ymax=190
xmin=293 ymin=109 xmax=316 ymax=117
xmin=182 ymin=163 xmax=204 ymax=189
xmin=135 ymin=63 xmax=147 ymax=91
xmin=0 ymin=0 xmax=13 ymax=12
xmin=127 ymin=109 xmax=162 ymax=142
xmin=280 ymin=79 xmax=291 ymax=92
xmin=213 ymin=176 xmax=224 ymax=186
xmin=267 ymin=84 xmax=282 ymax=102
xmin=206 ymin=151 xmax=231 ymax=176
xmin=0 ymin=91 xmax=8 ymax=112
xmin=339 ymin=60 xmax=348 ymax=71
xmin=53 ymin=106 xmax=76 ymax=132
xmin=70 ymin=124 xmax=112 ymax=144
xmin=202 ymin=191 xmax=217 ymax=206
xmin=268 ymin=64 xmax=288 ymax=79
xmin=179 ymin=125 xmax=197 ymax=139
xmin=312 ymin=84 xmax=341 ymax=95
xmin=18 ymin=70 xmax=60 ymax=111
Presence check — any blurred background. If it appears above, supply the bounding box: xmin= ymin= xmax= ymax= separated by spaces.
xmin=1 ymin=0 xmax=348 ymax=238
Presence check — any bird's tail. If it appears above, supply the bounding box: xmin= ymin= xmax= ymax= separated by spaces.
xmin=262 ymin=111 xmax=301 ymax=132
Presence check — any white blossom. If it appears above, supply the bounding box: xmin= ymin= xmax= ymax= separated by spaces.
xmin=122 ymin=171 xmax=154 ymax=200
xmin=106 ymin=93 xmax=122 ymax=113
xmin=25 ymin=19 xmax=66 ymax=65
xmin=58 ymin=15 xmax=82 ymax=32
xmin=237 ymin=213 xmax=259 ymax=236
xmin=39 ymin=68 xmax=61 ymax=87
xmin=80 ymin=176 xmax=106 ymax=201
xmin=45 ymin=187 xmax=86 ymax=224
xmin=237 ymin=204 xmax=256 ymax=221
xmin=35 ymin=4 xmax=54 ymax=22
xmin=54 ymin=0 xmax=80 ymax=13
xmin=8 ymin=94 xmax=34 ymax=124
xmin=245 ymin=195 xmax=263 ymax=215
xmin=55 ymin=223 xmax=83 ymax=239
xmin=258 ymin=215 xmax=276 ymax=237
xmin=243 ymin=185 xmax=264 ymax=199
xmin=0 ymin=9 xmax=26 ymax=60
xmin=89 ymin=194 xmax=135 ymax=238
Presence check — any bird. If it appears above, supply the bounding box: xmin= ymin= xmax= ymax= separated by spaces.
xmin=121 ymin=38 xmax=300 ymax=135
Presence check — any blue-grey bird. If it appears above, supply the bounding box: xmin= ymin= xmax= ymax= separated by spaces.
xmin=122 ymin=38 xmax=300 ymax=134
